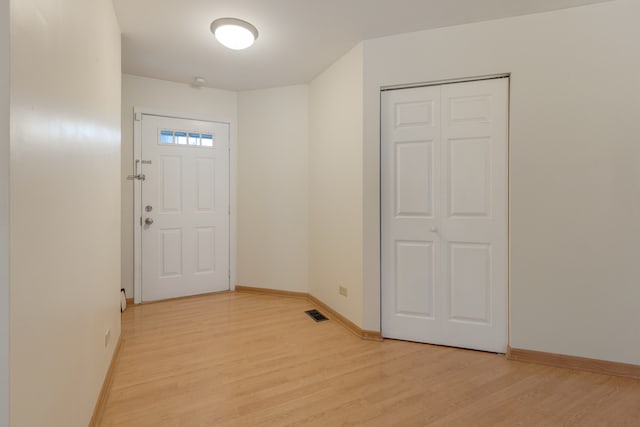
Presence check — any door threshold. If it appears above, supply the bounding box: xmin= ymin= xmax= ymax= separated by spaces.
xmin=134 ymin=290 xmax=233 ymax=306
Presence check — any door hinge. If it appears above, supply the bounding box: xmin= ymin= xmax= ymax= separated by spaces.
xmin=135 ymin=112 xmax=142 ymax=122
xmin=140 ymin=216 xmax=142 ymax=226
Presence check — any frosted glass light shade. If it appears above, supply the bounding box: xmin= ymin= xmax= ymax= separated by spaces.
xmin=210 ymin=18 xmax=258 ymax=50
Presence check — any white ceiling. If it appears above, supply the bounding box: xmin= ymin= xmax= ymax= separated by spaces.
xmin=113 ymin=0 xmax=611 ymax=91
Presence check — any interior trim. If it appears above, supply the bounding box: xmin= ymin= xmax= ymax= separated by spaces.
xmin=132 ymin=109 xmax=237 ymax=305
xmin=507 ymin=346 xmax=640 ymax=380
xmin=381 ymin=73 xmax=510 ymax=92
xmin=235 ymin=285 xmax=383 ymax=342
xmin=89 ymin=334 xmax=123 ymax=427
xmin=234 ymin=285 xmax=308 ymax=300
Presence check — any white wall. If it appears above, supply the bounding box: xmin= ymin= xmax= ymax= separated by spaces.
xmin=0 ymin=0 xmax=9 ymax=424
xmin=238 ymin=86 xmax=309 ymax=292
xmin=10 ymin=0 xmax=122 ymax=425
xmin=309 ymin=44 xmax=364 ymax=326
xmin=362 ymin=0 xmax=640 ymax=364
xmin=121 ymin=74 xmax=238 ymax=298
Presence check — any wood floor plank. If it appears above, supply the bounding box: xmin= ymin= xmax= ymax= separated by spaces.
xmin=99 ymin=292 xmax=640 ymax=426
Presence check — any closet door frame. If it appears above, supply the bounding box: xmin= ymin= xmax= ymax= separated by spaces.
xmin=380 ymin=74 xmax=510 ymax=353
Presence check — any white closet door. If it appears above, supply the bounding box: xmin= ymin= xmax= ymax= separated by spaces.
xmin=381 ymin=78 xmax=508 ymax=353
xmin=381 ymin=85 xmax=443 ymax=343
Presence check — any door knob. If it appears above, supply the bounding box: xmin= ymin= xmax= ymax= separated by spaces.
xmin=145 ymin=218 xmax=154 ymax=225
xmin=431 ymin=226 xmax=438 ymax=232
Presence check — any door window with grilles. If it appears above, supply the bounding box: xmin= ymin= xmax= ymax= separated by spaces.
xmin=158 ymin=129 xmax=215 ymax=148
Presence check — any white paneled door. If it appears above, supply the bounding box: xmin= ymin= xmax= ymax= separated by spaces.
xmin=140 ymin=114 xmax=229 ymax=302
xmin=381 ymin=78 xmax=508 ymax=353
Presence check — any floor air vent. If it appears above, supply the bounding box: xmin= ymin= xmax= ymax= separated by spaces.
xmin=305 ymin=309 xmax=329 ymax=322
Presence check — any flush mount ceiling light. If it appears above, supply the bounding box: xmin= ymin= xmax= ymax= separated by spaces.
xmin=210 ymin=18 xmax=258 ymax=50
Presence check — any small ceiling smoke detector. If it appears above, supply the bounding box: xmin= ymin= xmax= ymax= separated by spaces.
xmin=193 ymin=77 xmax=206 ymax=86
xmin=210 ymin=18 xmax=258 ymax=50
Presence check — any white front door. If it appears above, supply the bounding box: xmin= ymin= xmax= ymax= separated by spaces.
xmin=140 ymin=114 xmax=230 ymax=302
xmin=381 ymin=78 xmax=508 ymax=353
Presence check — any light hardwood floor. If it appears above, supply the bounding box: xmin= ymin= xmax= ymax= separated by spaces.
xmin=100 ymin=292 xmax=640 ymax=426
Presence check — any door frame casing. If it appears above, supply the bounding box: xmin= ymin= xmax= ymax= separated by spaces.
xmin=378 ymin=74 xmax=511 ymax=349
xmin=132 ymin=107 xmax=237 ymax=304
